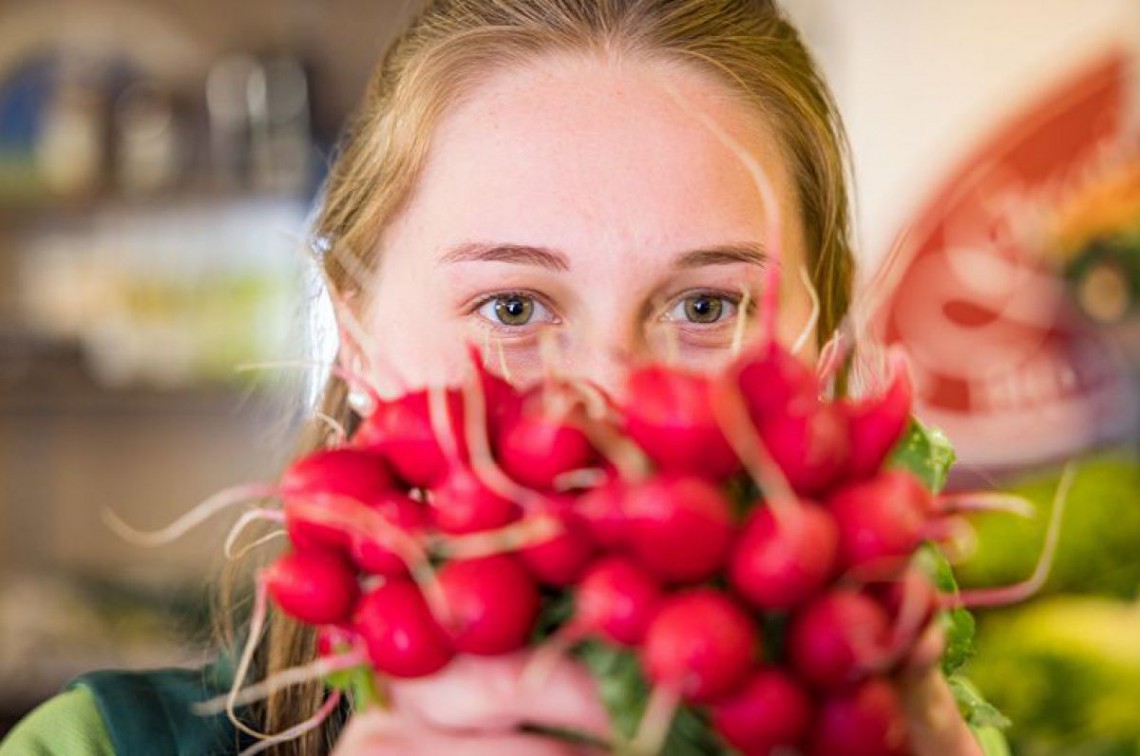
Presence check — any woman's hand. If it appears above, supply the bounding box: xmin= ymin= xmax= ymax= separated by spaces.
xmin=333 ymin=628 xmax=981 ymax=755
xmin=897 ymin=624 xmax=982 ymax=756
xmin=331 ymin=651 xmax=610 ymax=755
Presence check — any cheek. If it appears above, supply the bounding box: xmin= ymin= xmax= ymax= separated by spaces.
xmin=362 ymin=259 xmax=471 ymax=392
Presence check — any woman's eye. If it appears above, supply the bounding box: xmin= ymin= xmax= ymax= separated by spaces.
xmin=664 ymin=293 xmax=738 ymax=325
xmin=476 ymin=293 xmax=553 ymax=327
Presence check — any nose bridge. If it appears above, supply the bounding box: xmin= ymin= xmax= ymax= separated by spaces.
xmin=560 ymin=316 xmax=646 ymax=405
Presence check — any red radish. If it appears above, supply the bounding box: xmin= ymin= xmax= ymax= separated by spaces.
xmin=354 ymin=579 xmax=453 ymax=678
xmin=438 ymin=555 xmax=540 ymax=655
xmin=622 ymin=366 xmax=741 ymax=480
xmin=758 ymin=399 xmax=849 ymax=496
xmin=263 ymin=549 xmax=360 ymax=625
xmin=348 ymin=492 xmax=428 ymax=576
xmin=574 ymin=555 xmax=663 ymax=646
xmin=622 ymin=475 xmax=734 ymax=583
xmin=279 ymin=448 xmax=394 ymax=503
xmin=808 ymin=678 xmax=910 ymax=756
xmin=841 ymin=354 xmax=913 ymax=481
xmin=729 ymin=503 xmax=838 ymax=610
xmin=280 ymin=448 xmax=394 ymax=551
xmin=518 ymin=512 xmax=596 ymax=586
xmin=102 ymin=448 xmax=393 ymax=554
xmin=353 ymin=389 xmax=466 ymax=488
xmin=642 ymin=588 xmax=757 ymax=703
xmin=827 ymin=471 xmax=930 ymax=572
xmin=430 ymin=465 xmax=521 ymax=534
xmin=478 ymin=360 xmax=523 ymax=433
xmin=736 ymin=342 xmax=818 ymax=419
xmin=788 ymin=590 xmax=891 ymax=691
xmin=496 ymin=393 xmax=597 ymax=490
xmin=315 ymin=624 xmax=357 ymax=658
xmin=577 ymin=477 xmax=629 ymax=549
xmin=876 ymin=570 xmax=938 ymax=624
xmin=873 ymin=569 xmax=940 ymax=663
xmin=709 ymin=668 xmax=814 ymax=753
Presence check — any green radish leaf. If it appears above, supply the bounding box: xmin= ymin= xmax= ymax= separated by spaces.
xmin=575 ymin=641 xmax=723 ymax=755
xmin=972 ymin=724 xmax=1014 ymax=756
xmin=889 ymin=418 xmax=956 ymax=494
xmin=948 ymin=674 xmax=1011 ymax=730
xmin=532 ymin=589 xmax=576 ymax=643
xmin=916 ymin=543 xmax=976 ymax=676
xmin=324 ymin=645 xmax=384 ymax=711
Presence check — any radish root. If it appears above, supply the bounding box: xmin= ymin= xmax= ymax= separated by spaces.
xmin=791 ymin=265 xmax=820 ymax=355
xmin=103 ymin=482 xmax=277 ymax=548
xmin=237 ymin=690 xmax=343 ymax=756
xmin=948 ymin=462 xmax=1077 ymax=609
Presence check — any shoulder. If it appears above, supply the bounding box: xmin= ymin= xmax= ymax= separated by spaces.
xmin=0 ymin=687 xmax=114 ymax=756
xmin=71 ymin=666 xmax=254 ymax=756
xmin=4 ymin=664 xmax=255 ymax=756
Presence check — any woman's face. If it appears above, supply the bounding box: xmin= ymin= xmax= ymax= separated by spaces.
xmin=364 ymin=54 xmax=811 ymax=401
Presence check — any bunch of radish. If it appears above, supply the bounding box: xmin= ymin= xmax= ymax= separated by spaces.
xmin=145 ymin=333 xmax=1059 ymax=756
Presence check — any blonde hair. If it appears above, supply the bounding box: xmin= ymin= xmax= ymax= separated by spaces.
xmin=242 ymin=2 xmax=855 ymax=752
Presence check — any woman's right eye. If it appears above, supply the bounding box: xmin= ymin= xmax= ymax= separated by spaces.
xmin=475 ymin=293 xmax=555 ymax=329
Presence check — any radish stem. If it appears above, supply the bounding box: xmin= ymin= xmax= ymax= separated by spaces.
xmin=428 ymin=514 xmax=562 ymax=560
xmin=552 ymin=467 xmax=609 ymax=492
xmin=460 ymin=355 xmax=546 ymax=510
xmin=629 ymin=685 xmax=681 ymax=755
xmin=708 ymin=371 xmax=797 ymax=518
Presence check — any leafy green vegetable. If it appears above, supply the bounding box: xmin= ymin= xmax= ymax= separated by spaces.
xmin=947 ymin=675 xmax=1011 ymax=730
xmin=894 ymin=424 xmax=1010 ymax=751
xmin=888 ymin=418 xmax=956 ymax=494
xmin=914 ymin=544 xmax=977 ymax=676
xmin=575 ymin=641 xmax=724 ymax=755
xmin=325 ymin=646 xmax=384 ymax=710
xmin=972 ymin=724 xmax=1014 ymax=756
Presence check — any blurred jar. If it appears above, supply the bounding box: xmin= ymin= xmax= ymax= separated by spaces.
xmin=114 ymin=83 xmax=182 ymax=197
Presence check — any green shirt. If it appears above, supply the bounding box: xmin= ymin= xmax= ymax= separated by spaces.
xmin=1 ymin=687 xmax=113 ymax=756
xmin=1 ymin=666 xmax=257 ymax=756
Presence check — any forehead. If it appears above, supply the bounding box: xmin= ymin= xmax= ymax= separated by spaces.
xmin=400 ymin=53 xmax=799 ymax=266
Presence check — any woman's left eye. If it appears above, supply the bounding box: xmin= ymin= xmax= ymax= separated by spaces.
xmin=663 ymin=293 xmax=739 ymax=325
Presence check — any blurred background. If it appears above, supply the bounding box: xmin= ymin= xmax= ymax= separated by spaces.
xmin=0 ymin=0 xmax=1138 ymax=752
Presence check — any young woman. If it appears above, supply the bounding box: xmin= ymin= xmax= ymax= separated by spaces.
xmin=2 ymin=1 xmax=981 ymax=753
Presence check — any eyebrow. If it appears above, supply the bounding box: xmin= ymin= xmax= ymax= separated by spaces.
xmin=673 ymin=242 xmax=769 ymax=269
xmin=439 ymin=242 xmax=570 ymax=271
xmin=437 ymin=241 xmax=769 ymax=271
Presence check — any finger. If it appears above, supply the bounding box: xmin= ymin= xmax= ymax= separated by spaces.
xmin=896 ymin=666 xmax=982 ymax=756
xmin=391 ymin=652 xmax=610 ymax=740
xmin=903 ymin=621 xmax=946 ymax=674
xmin=332 ymin=708 xmax=593 ymax=756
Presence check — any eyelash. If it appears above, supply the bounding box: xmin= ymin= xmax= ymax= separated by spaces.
xmin=470 ymin=289 xmax=559 ymax=335
xmin=469 ymin=288 xmax=754 ymax=333
xmin=659 ymin=291 xmax=747 ymax=326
